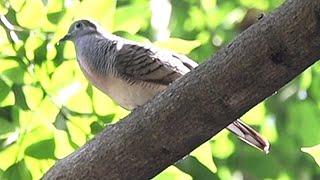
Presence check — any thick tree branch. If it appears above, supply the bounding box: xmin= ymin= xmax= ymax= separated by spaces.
xmin=44 ymin=0 xmax=320 ymax=179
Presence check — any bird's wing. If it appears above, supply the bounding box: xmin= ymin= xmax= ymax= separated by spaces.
xmin=114 ymin=43 xmax=198 ymax=85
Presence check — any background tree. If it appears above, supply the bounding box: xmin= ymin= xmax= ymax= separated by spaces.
xmin=0 ymin=0 xmax=319 ymax=179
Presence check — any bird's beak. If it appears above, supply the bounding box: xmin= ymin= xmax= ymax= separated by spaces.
xmin=59 ymin=33 xmax=71 ymax=44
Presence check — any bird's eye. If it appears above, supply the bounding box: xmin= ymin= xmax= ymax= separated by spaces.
xmin=75 ymin=22 xmax=82 ymax=29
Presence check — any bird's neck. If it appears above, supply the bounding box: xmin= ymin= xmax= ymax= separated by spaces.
xmin=75 ymin=34 xmax=117 ymax=76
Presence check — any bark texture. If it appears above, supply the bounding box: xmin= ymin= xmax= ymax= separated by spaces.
xmin=44 ymin=0 xmax=320 ymax=179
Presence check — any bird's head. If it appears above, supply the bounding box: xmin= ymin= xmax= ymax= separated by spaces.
xmin=59 ymin=19 xmax=97 ymax=43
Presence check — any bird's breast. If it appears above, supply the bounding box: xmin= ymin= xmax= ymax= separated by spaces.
xmin=77 ymin=57 xmax=166 ymax=110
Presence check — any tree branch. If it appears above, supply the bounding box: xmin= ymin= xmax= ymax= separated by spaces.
xmin=44 ymin=0 xmax=320 ymax=179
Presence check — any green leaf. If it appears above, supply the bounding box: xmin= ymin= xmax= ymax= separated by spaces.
xmin=0 ymin=59 xmax=33 ymax=85
xmin=287 ymin=101 xmax=320 ymax=145
xmin=90 ymin=121 xmax=104 ymax=135
xmin=12 ymin=85 xmax=29 ymax=110
xmin=175 ymin=156 xmax=218 ymax=179
xmin=25 ymin=139 xmax=56 ymax=159
xmin=301 ymin=144 xmax=320 ymax=167
xmin=0 ymin=79 xmax=14 ymax=107
xmin=2 ymin=160 xmax=32 ymax=180
xmin=0 ymin=168 xmax=3 ymax=179
xmin=0 ymin=117 xmax=16 ymax=138
xmin=41 ymin=0 xmax=48 ymax=6
xmin=154 ymin=38 xmax=201 ymax=54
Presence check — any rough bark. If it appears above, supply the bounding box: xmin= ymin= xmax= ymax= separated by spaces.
xmin=44 ymin=0 xmax=320 ymax=179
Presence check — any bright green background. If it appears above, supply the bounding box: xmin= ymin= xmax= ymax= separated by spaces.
xmin=0 ymin=0 xmax=319 ymax=179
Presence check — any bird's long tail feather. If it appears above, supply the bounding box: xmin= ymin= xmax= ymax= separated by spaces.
xmin=227 ymin=119 xmax=270 ymax=154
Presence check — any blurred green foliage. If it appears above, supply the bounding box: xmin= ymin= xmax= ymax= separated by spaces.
xmin=0 ymin=0 xmax=319 ymax=179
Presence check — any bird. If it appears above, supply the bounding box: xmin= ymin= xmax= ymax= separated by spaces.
xmin=59 ymin=19 xmax=270 ymax=153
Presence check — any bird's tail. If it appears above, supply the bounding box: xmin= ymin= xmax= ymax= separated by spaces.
xmin=227 ymin=119 xmax=270 ymax=154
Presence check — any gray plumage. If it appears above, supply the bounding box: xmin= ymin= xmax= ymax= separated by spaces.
xmin=60 ymin=19 xmax=269 ymax=153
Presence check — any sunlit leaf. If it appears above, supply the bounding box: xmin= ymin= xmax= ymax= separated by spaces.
xmin=217 ymin=166 xmax=232 ymax=180
xmin=75 ymin=0 xmax=116 ymax=31
xmin=22 ymin=85 xmax=44 ymax=110
xmin=260 ymin=117 xmax=278 ymax=143
xmin=92 ymin=87 xmax=117 ymax=116
xmin=33 ymin=96 xmax=60 ymax=124
xmin=242 ymin=102 xmax=266 ymax=125
xmin=210 ymin=131 xmax=235 ymax=159
xmin=191 ymin=142 xmax=217 ymax=173
xmin=300 ymin=68 xmax=312 ymax=90
xmin=24 ymin=156 xmax=55 ymax=180
xmin=46 ymin=43 xmax=57 ymax=60
xmin=0 ymin=144 xmax=19 ymax=170
xmin=154 ymin=166 xmax=192 ymax=180
xmin=239 ymin=0 xmax=269 ymax=10
xmin=46 ymin=0 xmax=63 ymax=13
xmin=154 ymin=38 xmax=201 ymax=54
xmin=34 ymin=64 xmax=51 ymax=90
xmin=113 ymin=4 xmax=150 ymax=34
xmin=66 ymin=119 xmax=89 ymax=146
xmin=0 ymin=2 xmax=8 ymax=14
xmin=16 ymin=109 xmax=33 ymax=130
xmin=53 ymin=129 xmax=75 ymax=159
xmin=301 ymin=144 xmax=320 ymax=167
xmin=185 ymin=7 xmax=206 ymax=31
xmin=0 ymin=25 xmax=10 ymax=46
xmin=16 ymin=0 xmax=46 ymax=29
xmin=9 ymin=0 xmax=25 ymax=12
xmin=65 ymin=86 xmax=93 ymax=113
xmin=24 ymin=33 xmax=45 ymax=60
xmin=62 ymin=42 xmax=76 ymax=59
xmin=68 ymin=116 xmax=93 ymax=135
